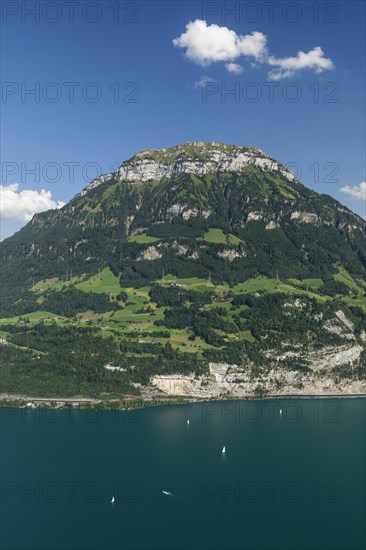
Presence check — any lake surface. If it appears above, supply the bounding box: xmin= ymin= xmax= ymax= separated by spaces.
xmin=1 ymin=398 xmax=365 ymax=550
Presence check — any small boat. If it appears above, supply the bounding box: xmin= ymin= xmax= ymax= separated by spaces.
xmin=222 ymin=446 xmax=226 ymax=453
xmin=162 ymin=490 xmax=170 ymax=495
xmin=280 ymin=408 xmax=283 ymax=415
xmin=111 ymin=496 xmax=115 ymax=503
xmin=187 ymin=419 xmax=190 ymax=425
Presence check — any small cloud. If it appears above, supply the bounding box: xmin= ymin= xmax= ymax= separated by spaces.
xmin=194 ymin=75 xmax=217 ymax=89
xmin=267 ymin=46 xmax=334 ymax=80
xmin=225 ymin=62 xmax=243 ymax=74
xmin=0 ymin=183 xmax=65 ymax=221
xmin=173 ymin=19 xmax=267 ymax=67
xmin=340 ymin=181 xmax=366 ymax=201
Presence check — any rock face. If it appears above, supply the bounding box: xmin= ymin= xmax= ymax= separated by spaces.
xmin=290 ymin=211 xmax=320 ymax=224
xmin=80 ymin=172 xmax=114 ymax=196
xmin=117 ymin=152 xmax=294 ymax=185
xmin=151 ymin=363 xmax=239 ymax=398
xmin=151 ymin=342 xmax=366 ymax=399
xmin=265 ymin=220 xmax=279 ymax=230
xmin=139 ymin=246 xmax=162 ymax=261
xmin=217 ymin=249 xmax=243 ymax=261
xmin=81 ymin=142 xmax=295 ymax=195
xmin=151 ymin=374 xmax=197 ymax=395
xmin=150 ymin=304 xmax=366 ymax=400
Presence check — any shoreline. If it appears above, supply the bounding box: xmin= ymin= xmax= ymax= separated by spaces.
xmin=1 ymin=392 xmax=366 ymax=411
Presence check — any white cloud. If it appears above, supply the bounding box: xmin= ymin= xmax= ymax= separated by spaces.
xmin=173 ymin=21 xmax=335 ymax=80
xmin=0 ymin=183 xmax=65 ymax=221
xmin=340 ymin=181 xmax=366 ymax=201
xmin=267 ymin=46 xmax=334 ymax=80
xmin=225 ymin=62 xmax=243 ymax=74
xmin=193 ymin=75 xmax=217 ymax=89
xmin=173 ymin=19 xmax=267 ymax=66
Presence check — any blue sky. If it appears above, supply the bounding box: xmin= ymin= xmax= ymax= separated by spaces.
xmin=1 ymin=0 xmax=365 ymax=239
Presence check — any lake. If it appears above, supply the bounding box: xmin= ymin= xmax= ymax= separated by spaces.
xmin=1 ymin=398 xmax=365 ymax=550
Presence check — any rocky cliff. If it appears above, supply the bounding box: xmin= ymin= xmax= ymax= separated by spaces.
xmin=80 ymin=142 xmax=295 ymax=196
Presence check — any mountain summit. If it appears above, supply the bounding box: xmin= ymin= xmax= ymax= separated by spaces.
xmin=2 ymin=141 xmax=365 ymax=296
xmin=81 ymin=142 xmax=296 ymax=195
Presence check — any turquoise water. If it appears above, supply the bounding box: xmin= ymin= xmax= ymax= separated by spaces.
xmin=1 ymin=398 xmax=365 ymax=550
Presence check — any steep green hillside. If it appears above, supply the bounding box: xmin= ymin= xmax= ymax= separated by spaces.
xmin=0 ymin=142 xmax=365 ymax=400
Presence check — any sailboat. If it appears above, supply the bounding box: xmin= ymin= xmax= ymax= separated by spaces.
xmin=222 ymin=446 xmax=226 ymax=454
xmin=280 ymin=408 xmax=283 ymax=416
xmin=111 ymin=496 xmax=115 ymax=503
xmin=186 ymin=419 xmax=190 ymax=425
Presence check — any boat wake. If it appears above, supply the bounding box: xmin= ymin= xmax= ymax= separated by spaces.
xmin=161 ymin=490 xmax=184 ymax=501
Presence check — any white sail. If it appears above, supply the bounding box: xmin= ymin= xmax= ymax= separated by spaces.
xmin=222 ymin=446 xmax=226 ymax=453
xmin=111 ymin=496 xmax=115 ymax=503
xmin=187 ymin=419 xmax=190 ymax=425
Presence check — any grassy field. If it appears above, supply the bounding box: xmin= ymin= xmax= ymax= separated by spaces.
xmin=3 ymin=264 xmax=363 ymax=366
xmin=342 ymin=296 xmax=366 ymax=311
xmin=32 ymin=277 xmax=83 ymax=293
xmin=153 ymin=274 xmax=330 ymax=301
xmin=155 ymin=275 xmax=216 ymax=292
xmin=168 ymin=329 xmax=214 ymax=354
xmin=105 ymin=285 xmax=165 ymax=328
xmin=128 ymin=233 xmax=159 ymax=244
xmin=335 ymin=266 xmax=364 ymax=293
xmin=288 ymin=277 xmax=324 ymax=290
xmin=302 ymin=278 xmax=325 ymax=289
xmin=0 ymin=310 xmax=60 ymax=326
xmin=200 ymin=227 xmax=243 ymax=245
xmin=231 ymin=277 xmax=329 ymax=301
xmin=76 ymin=267 xmax=121 ymax=295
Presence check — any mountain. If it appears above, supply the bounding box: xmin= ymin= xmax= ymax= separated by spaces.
xmin=1 ymin=142 xmax=365 ymax=404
